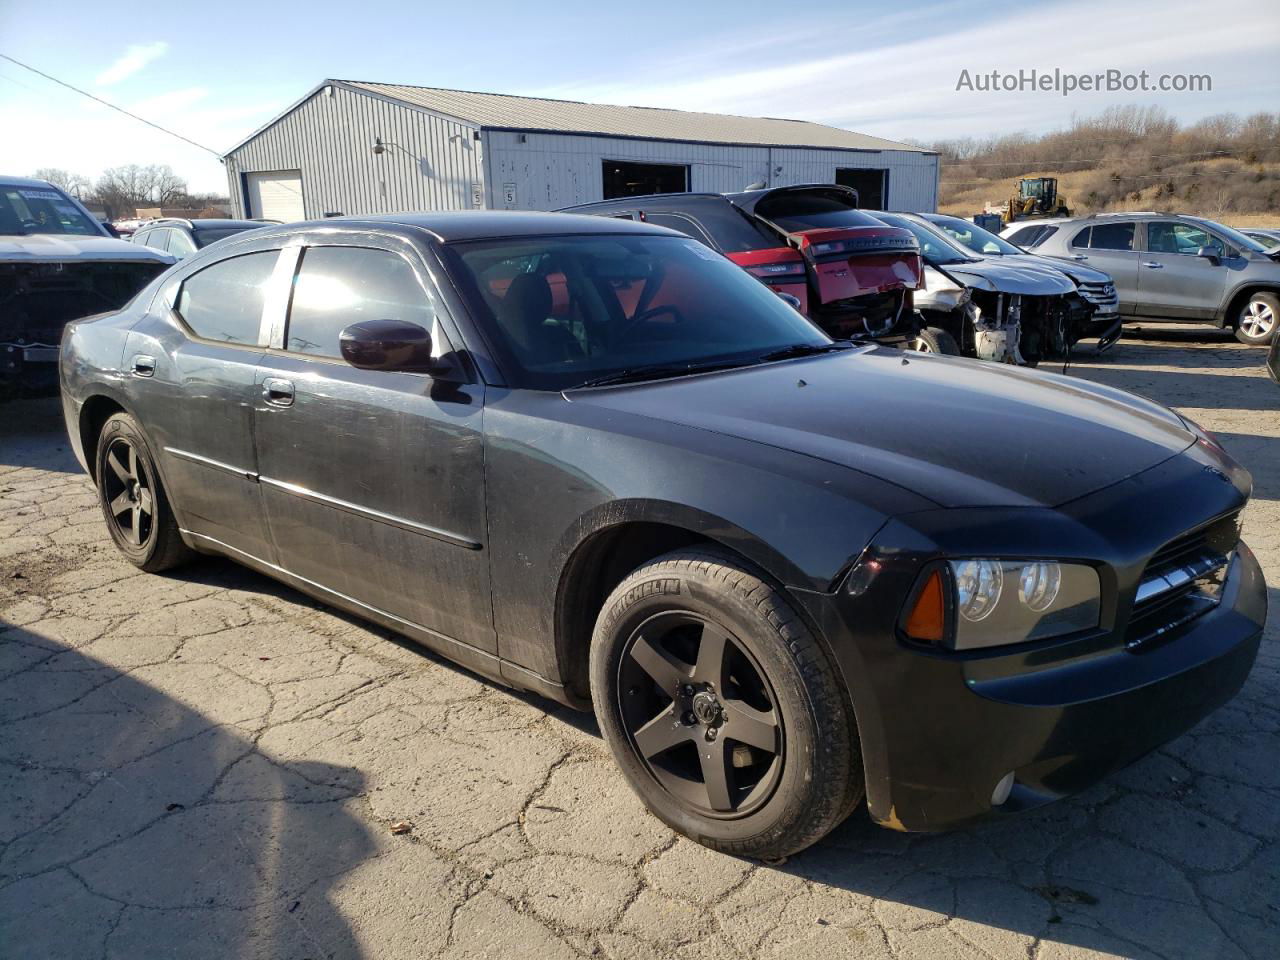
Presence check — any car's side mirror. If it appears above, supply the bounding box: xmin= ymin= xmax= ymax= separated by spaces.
xmin=1195 ymin=246 xmax=1221 ymax=265
xmin=776 ymin=292 xmax=803 ymax=311
xmin=339 ymin=319 xmax=442 ymax=373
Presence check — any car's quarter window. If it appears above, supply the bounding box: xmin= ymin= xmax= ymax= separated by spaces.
xmin=285 ymin=246 xmax=434 ymax=358
xmin=1076 ymin=222 xmax=1135 ymax=251
xmin=442 ymin=233 xmax=829 ymax=391
xmin=174 ymin=251 xmax=278 ymax=345
xmin=1145 ymin=221 xmax=1224 ymax=256
xmin=641 ymin=213 xmax=716 ymax=249
xmin=138 ymin=228 xmax=171 ymax=253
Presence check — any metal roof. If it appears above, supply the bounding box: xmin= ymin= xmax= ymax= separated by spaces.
xmin=336 ymin=80 xmax=931 ymax=153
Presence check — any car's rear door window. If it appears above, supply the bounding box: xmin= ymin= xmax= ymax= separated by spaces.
xmin=168 ymin=230 xmax=197 ymax=259
xmin=174 ymin=251 xmax=278 ymax=345
xmin=1078 ymin=222 xmax=1135 ymax=251
xmin=285 ymin=246 xmax=434 ymax=358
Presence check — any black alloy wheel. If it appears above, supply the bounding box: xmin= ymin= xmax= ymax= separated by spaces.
xmin=590 ymin=548 xmax=862 ymax=858
xmin=95 ymin=411 xmax=193 ymax=572
xmin=101 ymin=435 xmax=156 ymax=548
xmin=618 ymin=611 xmax=783 ymax=818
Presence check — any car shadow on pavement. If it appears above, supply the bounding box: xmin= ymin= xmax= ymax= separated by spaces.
xmin=0 ymin=398 xmax=81 ymax=475
xmin=0 ymin=625 xmax=377 ymax=959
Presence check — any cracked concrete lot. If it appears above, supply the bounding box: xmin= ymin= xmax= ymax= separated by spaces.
xmin=2 ymin=329 xmax=1278 ymax=959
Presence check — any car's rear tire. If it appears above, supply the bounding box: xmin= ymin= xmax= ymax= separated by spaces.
xmin=1234 ymin=292 xmax=1278 ymax=345
xmin=589 ymin=548 xmax=862 ymax=859
xmin=95 ymin=412 xmax=193 ymax=572
xmin=914 ymin=327 xmax=960 ymax=355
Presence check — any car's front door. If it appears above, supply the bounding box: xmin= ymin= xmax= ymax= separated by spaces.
xmin=252 ymin=235 xmax=495 ymax=653
xmin=1063 ymin=221 xmax=1140 ymax=315
xmin=1135 ymin=220 xmax=1231 ymax=321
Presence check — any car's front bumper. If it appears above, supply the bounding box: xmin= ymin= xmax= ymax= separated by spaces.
xmin=793 ymin=447 xmax=1264 ymax=832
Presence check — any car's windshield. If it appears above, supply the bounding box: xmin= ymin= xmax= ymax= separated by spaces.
xmin=751 ymin=192 xmax=883 ymax=233
xmin=443 ymin=233 xmax=832 ymax=391
xmin=872 ymin=214 xmax=976 ymax=265
xmin=0 ymin=185 xmax=101 ymax=236
xmin=929 ymin=215 xmax=1023 ymax=256
xmin=1185 ymin=217 xmax=1272 ymax=255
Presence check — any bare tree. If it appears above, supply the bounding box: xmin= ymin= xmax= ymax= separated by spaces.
xmin=32 ymin=167 xmax=92 ymax=197
xmin=91 ymin=164 xmax=189 ymax=215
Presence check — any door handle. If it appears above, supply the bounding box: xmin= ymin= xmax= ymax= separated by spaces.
xmin=1069 ymin=254 xmax=1088 ymax=261
xmin=131 ymin=354 xmax=156 ymax=377
xmin=1141 ymin=261 xmax=1164 ymax=269
xmin=262 ymin=377 xmax=295 ymax=407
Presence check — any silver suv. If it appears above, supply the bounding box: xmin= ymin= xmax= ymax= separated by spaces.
xmin=1005 ymin=213 xmax=1280 ymax=345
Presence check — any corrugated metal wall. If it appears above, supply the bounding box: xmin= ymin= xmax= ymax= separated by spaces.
xmin=225 ymin=86 xmax=938 ymax=217
xmin=484 ymin=131 xmax=938 ymax=212
xmin=224 ymin=85 xmax=485 ymax=218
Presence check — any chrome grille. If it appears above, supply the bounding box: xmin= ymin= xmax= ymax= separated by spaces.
xmin=1126 ymin=512 xmax=1241 ymax=651
xmin=1077 ymin=281 xmax=1118 ymax=311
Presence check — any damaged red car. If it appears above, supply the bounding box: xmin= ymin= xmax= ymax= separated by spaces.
xmin=562 ymin=185 xmax=925 ymax=346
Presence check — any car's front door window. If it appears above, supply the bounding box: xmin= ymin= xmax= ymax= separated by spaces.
xmin=1146 ymin=222 xmax=1225 ymax=256
xmin=174 ymin=251 xmax=278 ymax=345
xmin=285 ymin=246 xmax=435 ymax=358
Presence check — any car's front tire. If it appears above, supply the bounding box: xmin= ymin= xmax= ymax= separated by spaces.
xmin=95 ymin=412 xmax=193 ymax=572
xmin=589 ymin=548 xmax=862 ymax=858
xmin=914 ymin=326 xmax=961 ymax=356
xmin=1234 ymin=292 xmax=1278 ymax=345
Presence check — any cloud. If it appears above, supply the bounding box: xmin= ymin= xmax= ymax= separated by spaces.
xmin=95 ymin=42 xmax=169 ymax=86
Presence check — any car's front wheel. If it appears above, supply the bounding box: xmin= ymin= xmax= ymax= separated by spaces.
xmin=590 ymin=548 xmax=862 ymax=858
xmin=1235 ymin=292 xmax=1278 ymax=345
xmin=914 ymin=326 xmax=961 ymax=355
xmin=95 ymin=412 xmax=193 ymax=572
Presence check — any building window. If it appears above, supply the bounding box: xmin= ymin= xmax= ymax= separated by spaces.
xmin=602 ymin=161 xmax=689 ymax=200
xmin=835 ymin=169 xmax=887 ymax=210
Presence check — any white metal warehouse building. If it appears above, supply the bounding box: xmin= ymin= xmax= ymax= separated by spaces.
xmin=222 ymin=80 xmax=939 ymax=221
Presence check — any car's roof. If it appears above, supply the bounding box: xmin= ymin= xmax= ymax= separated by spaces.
xmin=0 ymin=176 xmax=60 ymax=190
xmin=560 ymin=193 xmax=731 ymax=213
xmin=267 ymin=211 xmax=676 ymax=242
xmin=189 ymin=219 xmax=269 ymax=229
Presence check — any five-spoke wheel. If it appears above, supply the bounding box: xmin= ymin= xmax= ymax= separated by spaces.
xmin=591 ymin=549 xmax=861 ymax=859
xmin=94 ymin=412 xmax=192 ymax=571
xmin=620 ymin=612 xmax=783 ymax=817
xmin=1235 ymin=293 xmax=1278 ymax=345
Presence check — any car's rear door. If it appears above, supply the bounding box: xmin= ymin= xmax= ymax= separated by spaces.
xmin=251 ymin=231 xmax=495 ymax=653
xmin=1063 ymin=221 xmax=1140 ymax=315
xmin=123 ymin=238 xmax=290 ymax=561
xmin=1135 ymin=220 xmax=1230 ymax=321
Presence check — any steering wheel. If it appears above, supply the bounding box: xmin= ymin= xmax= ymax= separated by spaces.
xmin=614 ymin=305 xmax=687 ymax=345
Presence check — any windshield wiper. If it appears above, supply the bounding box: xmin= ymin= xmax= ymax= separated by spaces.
xmin=753 ymin=342 xmax=854 ymax=363
xmin=571 ymin=358 xmax=750 ymax=389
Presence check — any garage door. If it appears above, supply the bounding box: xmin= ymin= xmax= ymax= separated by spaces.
xmin=245 ymin=170 xmax=305 ymax=222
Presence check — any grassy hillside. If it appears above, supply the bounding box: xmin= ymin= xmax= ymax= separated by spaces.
xmin=927 ymin=107 xmax=1280 ymax=227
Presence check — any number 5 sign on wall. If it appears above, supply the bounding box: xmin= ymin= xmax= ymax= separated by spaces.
xmin=503 ymin=183 xmax=517 ymax=208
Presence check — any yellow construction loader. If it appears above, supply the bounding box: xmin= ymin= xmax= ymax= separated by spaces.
xmin=1002 ymin=177 xmax=1070 ymax=223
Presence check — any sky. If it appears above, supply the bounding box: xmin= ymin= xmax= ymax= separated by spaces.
xmin=2 ymin=0 xmax=1278 ymax=195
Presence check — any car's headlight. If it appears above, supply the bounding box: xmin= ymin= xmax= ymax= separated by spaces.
xmin=903 ymin=559 xmax=1101 ymax=650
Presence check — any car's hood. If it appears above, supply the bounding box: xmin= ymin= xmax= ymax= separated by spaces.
xmin=0 ymin=233 xmax=174 ymax=264
xmin=569 ymin=347 xmax=1194 ymax=509
xmin=999 ymin=253 xmax=1112 ymax=285
xmin=938 ymin=257 xmax=1077 ymax=295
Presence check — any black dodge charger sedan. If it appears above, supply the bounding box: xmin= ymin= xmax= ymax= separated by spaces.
xmin=59 ymin=212 xmax=1266 ymax=858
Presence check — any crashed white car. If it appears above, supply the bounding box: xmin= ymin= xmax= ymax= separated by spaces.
xmin=1 ymin=177 xmax=173 ymax=394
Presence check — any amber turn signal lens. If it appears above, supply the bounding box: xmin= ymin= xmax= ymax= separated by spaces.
xmin=905 ymin=569 xmax=945 ymax=643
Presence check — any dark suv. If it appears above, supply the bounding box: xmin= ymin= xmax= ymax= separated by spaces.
xmin=562 ymin=186 xmax=924 ymax=345
xmin=131 ymin=218 xmax=272 ymax=262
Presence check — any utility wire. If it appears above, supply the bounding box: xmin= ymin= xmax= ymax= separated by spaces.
xmin=0 ymin=52 xmax=223 ymax=158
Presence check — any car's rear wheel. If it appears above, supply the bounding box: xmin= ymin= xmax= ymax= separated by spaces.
xmin=1234 ymin=292 xmax=1278 ymax=345
xmin=590 ymin=548 xmax=862 ymax=858
xmin=95 ymin=412 xmax=192 ymax=572
xmin=914 ymin=327 xmax=961 ymax=355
